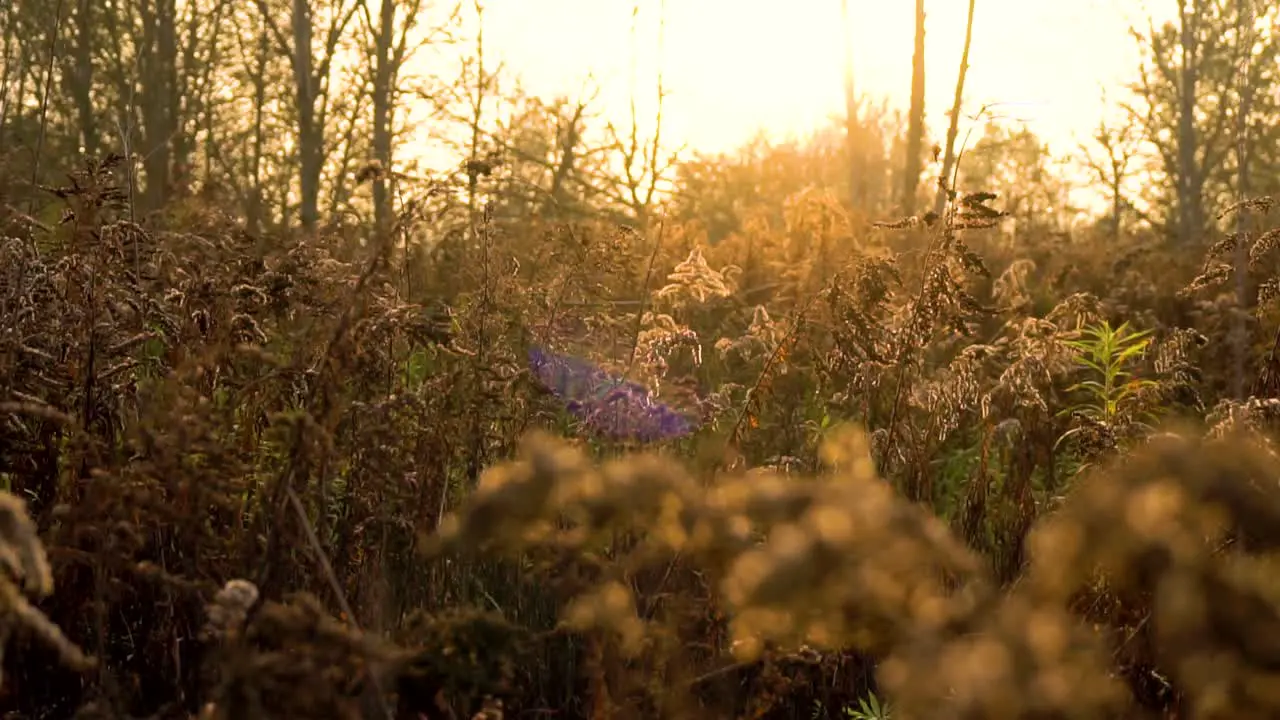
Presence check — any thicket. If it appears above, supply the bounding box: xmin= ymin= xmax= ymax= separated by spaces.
xmin=4 ymin=143 xmax=1280 ymax=720
xmin=6 ymin=0 xmax=1280 ymax=716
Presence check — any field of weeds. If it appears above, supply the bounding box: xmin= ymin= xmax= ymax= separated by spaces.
xmin=5 ymin=1 xmax=1280 ymax=718
xmin=5 ymin=154 xmax=1280 ymax=719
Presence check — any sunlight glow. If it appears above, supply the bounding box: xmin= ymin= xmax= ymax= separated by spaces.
xmin=475 ymin=0 xmax=1174 ymax=159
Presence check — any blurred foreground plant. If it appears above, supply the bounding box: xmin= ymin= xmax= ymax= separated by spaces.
xmin=0 ymin=490 xmax=93 ymax=686
xmin=429 ymin=426 xmax=1131 ymax=719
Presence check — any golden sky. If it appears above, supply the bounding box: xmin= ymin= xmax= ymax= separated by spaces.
xmin=477 ymin=0 xmax=1173 ymax=158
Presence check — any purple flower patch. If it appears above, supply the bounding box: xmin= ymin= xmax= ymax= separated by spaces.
xmin=527 ymin=346 xmax=697 ymax=442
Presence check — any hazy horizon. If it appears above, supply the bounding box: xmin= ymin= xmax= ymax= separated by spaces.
xmin=475 ymin=0 xmax=1172 ymax=160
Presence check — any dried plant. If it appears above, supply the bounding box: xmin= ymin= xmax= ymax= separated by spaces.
xmin=6 ymin=138 xmax=1280 ymax=720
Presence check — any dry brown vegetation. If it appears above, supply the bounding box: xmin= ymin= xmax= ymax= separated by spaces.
xmin=5 ymin=1 xmax=1280 ymax=718
xmin=4 ymin=148 xmax=1280 ymax=719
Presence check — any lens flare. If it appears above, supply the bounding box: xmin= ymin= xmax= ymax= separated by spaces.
xmin=527 ymin=345 xmax=697 ymax=442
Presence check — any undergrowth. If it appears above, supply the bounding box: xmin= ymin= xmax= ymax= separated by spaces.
xmin=2 ymin=155 xmax=1280 ymax=720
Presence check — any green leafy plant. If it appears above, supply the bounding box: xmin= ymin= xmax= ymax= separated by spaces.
xmin=1057 ymin=320 xmax=1159 ymax=451
xmin=845 ymin=691 xmax=893 ymax=720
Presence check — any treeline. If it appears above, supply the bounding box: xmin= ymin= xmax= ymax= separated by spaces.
xmin=0 ymin=0 xmax=1276 ymax=248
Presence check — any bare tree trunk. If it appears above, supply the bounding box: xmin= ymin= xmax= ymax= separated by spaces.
xmin=934 ymin=0 xmax=975 ymax=215
xmin=1175 ymin=0 xmax=1204 ymax=244
xmin=291 ymin=0 xmax=321 ymax=230
xmin=901 ymin=0 xmax=926 ymax=216
xmin=69 ymin=0 xmax=96 ymax=156
xmin=139 ymin=0 xmax=179 ymax=211
xmin=1111 ymin=171 xmax=1123 ymax=241
xmin=254 ymin=0 xmax=359 ymax=231
xmin=1232 ymin=0 xmax=1253 ymax=399
xmin=196 ymin=0 xmax=230 ymax=193
xmin=278 ymin=155 xmax=294 ymax=231
xmin=248 ymin=15 xmax=269 ymax=233
xmin=840 ymin=0 xmax=865 ymax=211
xmin=548 ymin=101 xmax=584 ymax=217
xmin=0 ymin=20 xmax=15 ymax=154
xmin=465 ymin=0 xmax=486 ymax=226
xmin=14 ymin=50 xmax=29 ymax=148
xmin=158 ymin=0 xmax=180 ymax=193
xmin=370 ymin=0 xmax=394 ymax=238
xmin=0 ymin=11 xmax=15 ymax=149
